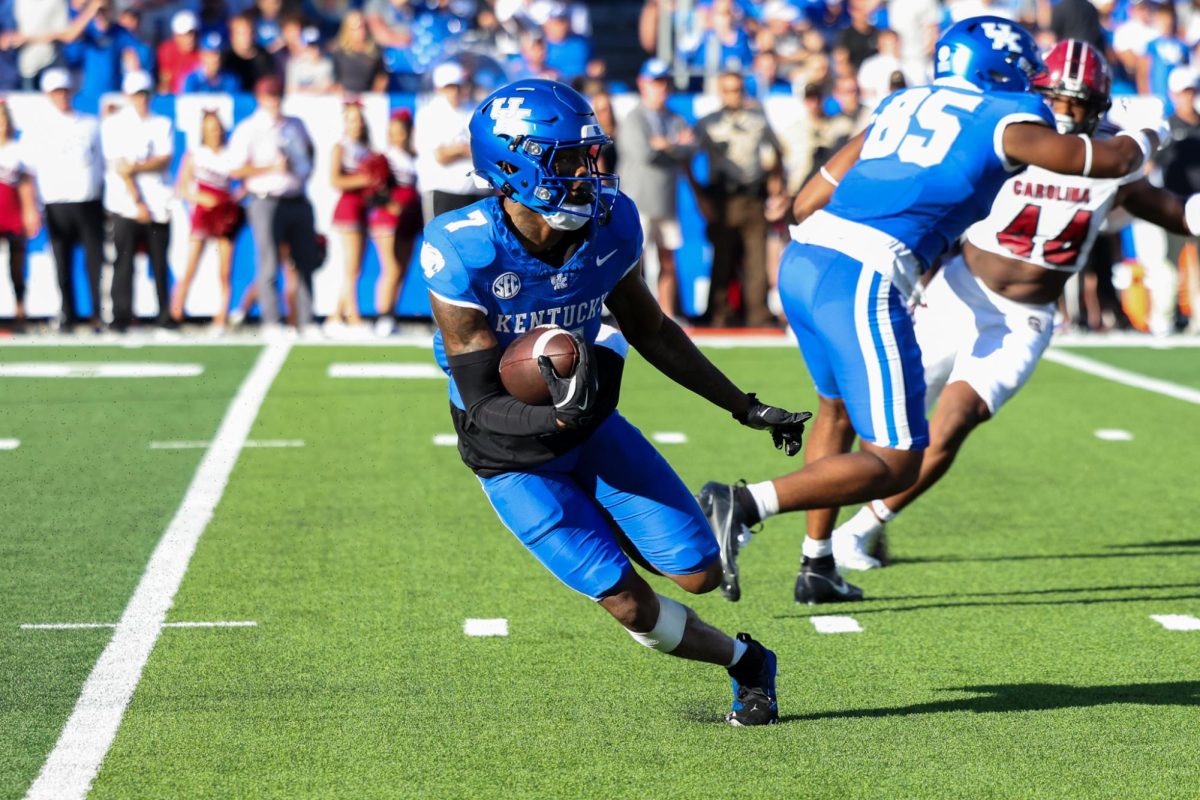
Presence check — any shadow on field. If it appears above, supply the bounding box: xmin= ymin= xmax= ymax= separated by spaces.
xmin=872 ymin=581 xmax=1200 ymax=603
xmin=782 ymin=681 xmax=1200 ymax=723
xmin=777 ymin=590 xmax=1200 ymax=616
xmin=894 ymin=548 xmax=1199 ymax=566
xmin=1108 ymin=539 xmax=1200 ymax=550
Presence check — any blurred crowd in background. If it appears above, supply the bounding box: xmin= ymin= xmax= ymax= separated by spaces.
xmin=0 ymin=0 xmax=1197 ymax=337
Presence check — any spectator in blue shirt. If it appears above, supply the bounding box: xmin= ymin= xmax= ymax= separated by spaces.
xmin=182 ymin=32 xmax=241 ymax=93
xmin=255 ymin=0 xmax=286 ymax=53
xmin=543 ymin=6 xmax=591 ymax=79
xmin=61 ymin=0 xmax=151 ymax=105
xmin=1143 ymin=2 xmax=1190 ymax=111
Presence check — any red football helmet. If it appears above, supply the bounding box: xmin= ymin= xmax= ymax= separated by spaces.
xmin=1033 ymin=39 xmax=1112 ymax=135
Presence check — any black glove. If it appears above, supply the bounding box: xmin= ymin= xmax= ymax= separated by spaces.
xmin=538 ymin=333 xmax=599 ymax=429
xmin=735 ymin=393 xmax=813 ymax=457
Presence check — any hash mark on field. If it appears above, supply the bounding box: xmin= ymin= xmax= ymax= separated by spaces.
xmin=1094 ymin=429 xmax=1134 ymax=441
xmin=149 ymin=439 xmax=305 ymax=450
xmin=0 ymin=438 xmax=19 ymax=450
xmin=810 ymin=616 xmax=863 ymax=634
xmin=1151 ymin=614 xmax=1200 ymax=631
xmin=652 ymin=432 xmax=688 ymax=444
xmin=0 ymin=362 xmax=203 ymax=378
xmin=464 ymin=618 xmax=508 ymax=637
xmin=24 ymin=342 xmax=290 ymax=800
xmin=433 ymin=433 xmax=458 ymax=446
xmin=20 ymin=621 xmax=258 ymax=630
xmin=327 ymin=363 xmax=444 ymax=379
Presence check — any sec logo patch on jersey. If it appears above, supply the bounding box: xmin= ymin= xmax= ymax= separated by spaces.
xmin=493 ymin=272 xmax=522 ymax=299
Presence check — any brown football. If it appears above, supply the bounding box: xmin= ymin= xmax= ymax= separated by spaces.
xmin=499 ymin=325 xmax=580 ymax=405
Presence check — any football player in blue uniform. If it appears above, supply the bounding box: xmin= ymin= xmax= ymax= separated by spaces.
xmin=423 ymin=79 xmax=811 ymax=726
xmin=699 ymin=16 xmax=1171 ymax=605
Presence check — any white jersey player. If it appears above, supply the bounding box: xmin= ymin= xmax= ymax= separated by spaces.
xmin=834 ymin=40 xmax=1200 ymax=569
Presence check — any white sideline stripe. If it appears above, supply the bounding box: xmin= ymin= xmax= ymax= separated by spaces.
xmin=20 ymin=621 xmax=258 ymax=630
xmin=1094 ymin=429 xmax=1134 ymax=441
xmin=464 ymin=618 xmax=508 ymax=637
xmin=327 ymin=363 xmax=444 ymax=379
xmin=651 ymin=431 xmax=688 ymax=444
xmin=0 ymin=438 xmax=19 ymax=450
xmin=24 ymin=342 xmax=290 ymax=800
xmin=1044 ymin=350 xmax=1200 ymax=405
xmin=809 ymin=615 xmax=863 ymax=634
xmin=432 ymin=433 xmax=458 ymax=446
xmin=149 ymin=439 xmax=305 ymax=450
xmin=1151 ymin=614 xmax=1200 ymax=631
xmin=0 ymin=363 xmax=203 ymax=378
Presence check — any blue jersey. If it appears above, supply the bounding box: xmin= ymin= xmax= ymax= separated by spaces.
xmin=825 ymin=78 xmax=1055 ymax=269
xmin=423 ymin=193 xmax=643 ymax=410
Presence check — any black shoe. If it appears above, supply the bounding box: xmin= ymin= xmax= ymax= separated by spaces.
xmin=157 ymin=316 xmax=179 ymax=330
xmin=795 ymin=560 xmax=865 ymax=605
xmin=697 ymin=481 xmax=747 ymax=602
xmin=725 ymin=633 xmax=778 ymax=726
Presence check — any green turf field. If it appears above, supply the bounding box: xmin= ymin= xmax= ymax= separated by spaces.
xmin=3 ymin=341 xmax=1199 ymax=799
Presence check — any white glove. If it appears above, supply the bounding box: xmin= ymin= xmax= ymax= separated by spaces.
xmin=1108 ymin=96 xmax=1171 ymax=152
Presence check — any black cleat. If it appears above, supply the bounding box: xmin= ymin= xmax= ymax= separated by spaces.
xmin=697 ymin=481 xmax=747 ymax=602
xmin=795 ymin=561 xmax=865 ymax=605
xmin=725 ymin=633 xmax=778 ymax=726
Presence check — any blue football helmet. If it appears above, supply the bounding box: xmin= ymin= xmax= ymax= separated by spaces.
xmin=934 ymin=16 xmax=1046 ymax=93
xmin=469 ymin=79 xmax=618 ymax=227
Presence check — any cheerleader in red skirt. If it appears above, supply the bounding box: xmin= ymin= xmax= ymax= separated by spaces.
xmin=0 ymin=101 xmax=42 ymax=330
xmin=329 ymin=100 xmax=384 ymax=329
xmin=172 ymin=110 xmax=243 ymax=330
xmin=369 ymin=108 xmax=422 ymax=336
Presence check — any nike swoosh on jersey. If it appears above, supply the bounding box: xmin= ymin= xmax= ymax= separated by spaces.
xmin=597 ymin=249 xmax=618 ymax=266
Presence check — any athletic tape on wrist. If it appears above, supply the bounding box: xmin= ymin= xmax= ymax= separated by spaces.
xmin=1079 ymin=134 xmax=1093 ymax=178
xmin=626 ymin=594 xmax=687 ymax=653
xmin=1186 ymin=195 xmax=1200 ymax=237
xmin=1116 ymin=130 xmax=1151 ymax=170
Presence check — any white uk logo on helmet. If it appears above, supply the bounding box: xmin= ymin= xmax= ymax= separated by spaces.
xmin=490 ymin=97 xmax=534 ymax=138
xmin=981 ymin=21 xmax=1022 ymax=52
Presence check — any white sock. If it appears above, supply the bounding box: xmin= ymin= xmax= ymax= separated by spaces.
xmin=746 ymin=481 xmax=779 ymax=521
xmin=870 ymin=499 xmax=897 ymax=522
xmin=728 ymin=637 xmax=748 ymax=667
xmin=802 ymin=536 xmax=833 ymax=559
xmin=840 ymin=505 xmax=885 ymax=539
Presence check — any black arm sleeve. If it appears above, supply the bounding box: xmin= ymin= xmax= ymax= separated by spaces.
xmin=447 ymin=347 xmax=560 ymax=437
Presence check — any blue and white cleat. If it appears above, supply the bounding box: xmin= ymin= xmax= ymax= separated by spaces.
xmin=725 ymin=633 xmax=778 ymax=726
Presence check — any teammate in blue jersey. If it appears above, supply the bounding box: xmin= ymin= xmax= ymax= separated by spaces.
xmin=699 ymin=16 xmax=1171 ymax=605
xmin=422 ymin=79 xmax=812 ymax=726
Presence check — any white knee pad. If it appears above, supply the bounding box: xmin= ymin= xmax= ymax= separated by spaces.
xmin=626 ymin=594 xmax=687 ymax=653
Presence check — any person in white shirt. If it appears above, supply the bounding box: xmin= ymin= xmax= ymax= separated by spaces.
xmin=101 ymin=70 xmax=176 ymax=332
xmin=227 ymin=74 xmax=321 ymax=333
xmin=25 ymin=67 xmax=105 ymax=333
xmin=414 ymin=61 xmax=490 ymax=217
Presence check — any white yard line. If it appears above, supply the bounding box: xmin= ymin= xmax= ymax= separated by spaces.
xmin=651 ymin=432 xmax=688 ymax=444
xmin=24 ymin=342 xmax=290 ymax=800
xmin=432 ymin=434 xmax=458 ymax=446
xmin=0 ymin=363 xmax=203 ymax=378
xmin=464 ymin=618 xmax=508 ymax=637
xmin=1044 ymin=350 xmax=1200 ymax=405
xmin=1094 ymin=429 xmax=1134 ymax=441
xmin=1150 ymin=614 xmax=1200 ymax=631
xmin=149 ymin=439 xmax=304 ymax=450
xmin=809 ymin=616 xmax=863 ymax=634
xmin=0 ymin=438 xmax=19 ymax=450
xmin=20 ymin=621 xmax=258 ymax=630
xmin=327 ymin=363 xmax=444 ymax=379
